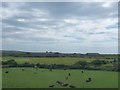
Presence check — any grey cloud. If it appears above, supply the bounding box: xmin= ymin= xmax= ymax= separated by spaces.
xmin=30 ymin=2 xmax=117 ymax=19
xmin=2 ymin=2 xmax=118 ymax=53
xmin=2 ymin=2 xmax=118 ymax=19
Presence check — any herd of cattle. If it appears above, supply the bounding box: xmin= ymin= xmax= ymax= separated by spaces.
xmin=48 ymin=71 xmax=92 ymax=88
xmin=5 ymin=68 xmax=93 ymax=88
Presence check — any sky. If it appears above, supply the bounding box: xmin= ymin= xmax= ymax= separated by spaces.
xmin=1 ymin=2 xmax=118 ymax=54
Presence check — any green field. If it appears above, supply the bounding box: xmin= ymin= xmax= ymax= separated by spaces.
xmin=2 ymin=56 xmax=115 ymax=65
xmin=2 ymin=57 xmax=94 ymax=65
xmin=0 ymin=68 xmax=2 ymax=90
xmin=2 ymin=68 xmax=118 ymax=88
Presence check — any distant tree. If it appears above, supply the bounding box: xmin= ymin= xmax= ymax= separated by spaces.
xmin=26 ymin=52 xmax=31 ymax=54
xmin=91 ymin=60 xmax=103 ymax=66
xmin=101 ymin=60 xmax=107 ymax=64
xmin=113 ymin=59 xmax=117 ymax=62
xmin=55 ymin=52 xmax=59 ymax=54
xmin=21 ymin=62 xmax=34 ymax=67
xmin=74 ymin=61 xmax=88 ymax=69
xmin=36 ymin=63 xmax=40 ymax=67
xmin=79 ymin=61 xmax=88 ymax=67
xmin=6 ymin=59 xmax=17 ymax=67
xmin=46 ymin=51 xmax=49 ymax=53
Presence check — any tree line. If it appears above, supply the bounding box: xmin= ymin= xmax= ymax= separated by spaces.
xmin=2 ymin=59 xmax=119 ymax=71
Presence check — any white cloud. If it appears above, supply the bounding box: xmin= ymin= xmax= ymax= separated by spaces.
xmin=101 ymin=2 xmax=112 ymax=8
xmin=63 ymin=19 xmax=79 ymax=24
xmin=17 ymin=19 xmax=25 ymax=22
xmin=2 ymin=8 xmax=19 ymax=19
xmin=32 ymin=9 xmax=49 ymax=17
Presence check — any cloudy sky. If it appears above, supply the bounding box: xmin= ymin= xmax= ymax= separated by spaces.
xmin=2 ymin=2 xmax=118 ymax=54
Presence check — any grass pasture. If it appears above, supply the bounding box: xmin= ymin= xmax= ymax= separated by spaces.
xmin=2 ymin=57 xmax=94 ymax=65
xmin=2 ymin=56 xmax=116 ymax=65
xmin=2 ymin=68 xmax=118 ymax=88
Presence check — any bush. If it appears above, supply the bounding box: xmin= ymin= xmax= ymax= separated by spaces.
xmin=91 ymin=60 xmax=104 ymax=66
xmin=4 ymin=59 xmax=17 ymax=67
xmin=73 ymin=61 xmax=88 ymax=69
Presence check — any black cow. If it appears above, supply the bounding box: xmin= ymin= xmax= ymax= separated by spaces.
xmin=68 ymin=73 xmax=71 ymax=76
xmin=63 ymin=83 xmax=69 ymax=87
xmin=86 ymin=80 xmax=89 ymax=82
xmin=49 ymin=85 xmax=54 ymax=88
xmin=5 ymin=71 xmax=9 ymax=73
xmin=69 ymin=85 xmax=76 ymax=88
xmin=88 ymin=78 xmax=92 ymax=81
xmin=56 ymin=81 xmax=63 ymax=85
xmin=81 ymin=70 xmax=84 ymax=73
xmin=57 ymin=81 xmax=60 ymax=84
xmin=86 ymin=77 xmax=92 ymax=82
xmin=22 ymin=69 xmax=24 ymax=71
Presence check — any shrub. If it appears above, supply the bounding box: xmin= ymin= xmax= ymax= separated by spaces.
xmin=91 ymin=60 xmax=104 ymax=66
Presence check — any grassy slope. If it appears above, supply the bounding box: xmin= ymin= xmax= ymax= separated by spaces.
xmin=2 ymin=68 xmax=118 ymax=88
xmin=2 ymin=57 xmax=96 ymax=65
xmin=2 ymin=56 xmax=116 ymax=65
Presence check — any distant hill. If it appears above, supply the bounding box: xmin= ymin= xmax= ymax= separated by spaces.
xmin=2 ymin=50 xmax=84 ymax=57
xmin=1 ymin=50 xmax=117 ymax=57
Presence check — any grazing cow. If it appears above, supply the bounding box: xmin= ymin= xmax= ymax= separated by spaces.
xmin=68 ymin=73 xmax=71 ymax=76
xmin=86 ymin=80 xmax=89 ymax=82
xmin=5 ymin=71 xmax=8 ymax=73
xmin=64 ymin=68 xmax=67 ymax=70
xmin=81 ymin=70 xmax=84 ymax=73
xmin=69 ymin=85 xmax=76 ymax=88
xmin=88 ymin=78 xmax=92 ymax=81
xmin=22 ymin=69 xmax=24 ymax=71
xmin=86 ymin=78 xmax=92 ymax=82
xmin=49 ymin=85 xmax=54 ymax=88
xmin=56 ymin=81 xmax=63 ymax=85
xmin=63 ymin=83 xmax=69 ymax=87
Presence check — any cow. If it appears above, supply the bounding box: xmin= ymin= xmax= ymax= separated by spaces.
xmin=56 ymin=81 xmax=63 ymax=85
xmin=22 ymin=69 xmax=24 ymax=71
xmin=62 ymin=83 xmax=69 ymax=87
xmin=49 ymin=85 xmax=54 ymax=88
xmin=64 ymin=68 xmax=67 ymax=70
xmin=86 ymin=77 xmax=92 ymax=82
xmin=56 ymin=80 xmax=66 ymax=86
xmin=88 ymin=78 xmax=92 ymax=81
xmin=68 ymin=73 xmax=71 ymax=76
xmin=81 ymin=70 xmax=84 ymax=73
xmin=69 ymin=85 xmax=76 ymax=88
xmin=86 ymin=80 xmax=89 ymax=82
xmin=5 ymin=71 xmax=8 ymax=73
xmin=63 ymin=83 xmax=69 ymax=87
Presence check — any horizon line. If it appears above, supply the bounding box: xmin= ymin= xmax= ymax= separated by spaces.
xmin=1 ymin=49 xmax=118 ymax=54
